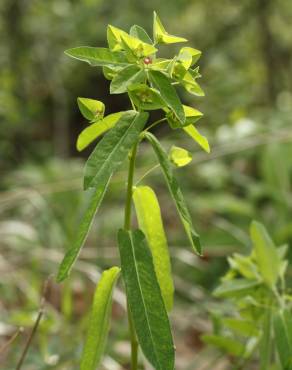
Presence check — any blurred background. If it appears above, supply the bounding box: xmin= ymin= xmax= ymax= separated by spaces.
xmin=1 ymin=0 xmax=292 ymax=369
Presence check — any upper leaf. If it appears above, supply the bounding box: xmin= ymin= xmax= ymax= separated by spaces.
xmin=149 ymin=70 xmax=185 ymax=124
xmin=65 ymin=47 xmax=128 ymax=67
xmin=177 ymin=47 xmax=201 ymax=70
xmin=110 ymin=65 xmax=145 ymax=94
xmin=84 ymin=111 xmax=148 ymax=189
xmin=183 ymin=124 xmax=210 ymax=153
xmin=166 ymin=104 xmax=203 ymax=129
xmin=77 ymin=98 xmax=105 ymax=122
xmin=80 ymin=266 xmax=121 ymax=370
xmin=133 ymin=186 xmax=174 ymax=311
xmin=77 ymin=112 xmax=123 ymax=151
xmin=57 ymin=179 xmax=111 ymax=282
xmin=130 ymin=25 xmax=153 ymax=44
xmin=145 ymin=132 xmax=201 ymax=254
xmin=118 ymin=229 xmax=175 ymax=370
xmin=153 ymin=11 xmax=187 ymax=44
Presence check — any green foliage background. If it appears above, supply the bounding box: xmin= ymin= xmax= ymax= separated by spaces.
xmin=1 ymin=0 xmax=292 ymax=369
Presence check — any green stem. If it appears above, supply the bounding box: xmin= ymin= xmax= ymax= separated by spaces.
xmin=124 ymin=143 xmax=139 ymax=370
xmin=145 ymin=117 xmax=167 ymax=132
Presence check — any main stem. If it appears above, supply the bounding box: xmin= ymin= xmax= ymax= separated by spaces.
xmin=124 ymin=143 xmax=139 ymax=370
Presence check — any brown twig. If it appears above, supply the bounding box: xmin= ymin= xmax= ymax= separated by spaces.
xmin=15 ymin=276 xmax=52 ymax=370
xmin=0 ymin=327 xmax=23 ymax=355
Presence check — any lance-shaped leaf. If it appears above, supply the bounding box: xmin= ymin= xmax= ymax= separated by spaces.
xmin=110 ymin=65 xmax=145 ymax=94
xmin=65 ymin=47 xmax=128 ymax=67
xmin=181 ymin=71 xmax=205 ymax=96
xmin=149 ymin=70 xmax=185 ymax=124
xmin=57 ymin=178 xmax=111 ymax=282
xmin=145 ymin=132 xmax=201 ymax=254
xmin=84 ymin=111 xmax=148 ymax=190
xmin=183 ymin=124 xmax=210 ymax=153
xmin=80 ymin=266 xmax=121 ymax=370
xmin=274 ymin=310 xmax=292 ymax=369
xmin=77 ymin=112 xmax=123 ymax=151
xmin=118 ymin=229 xmax=175 ymax=370
xmin=169 ymin=146 xmax=192 ymax=167
xmin=133 ymin=186 xmax=174 ymax=311
xmin=130 ymin=25 xmax=153 ymax=44
xmin=77 ymin=98 xmax=105 ymax=122
xmin=153 ymin=11 xmax=187 ymax=44
xmin=250 ymin=221 xmax=280 ymax=288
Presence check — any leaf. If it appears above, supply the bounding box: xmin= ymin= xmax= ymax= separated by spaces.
xmin=153 ymin=11 xmax=187 ymax=44
xmin=274 ymin=310 xmax=292 ymax=370
xmin=202 ymin=334 xmax=245 ymax=357
xmin=180 ymin=71 xmax=205 ymax=96
xmin=183 ymin=125 xmax=210 ymax=153
xmin=80 ymin=267 xmax=120 ymax=370
xmin=133 ymin=186 xmax=174 ymax=311
xmin=107 ymin=25 xmax=157 ymax=57
xmin=177 ymin=47 xmax=201 ymax=69
xmin=77 ymin=112 xmax=123 ymax=151
xmin=110 ymin=65 xmax=145 ymax=94
xmin=149 ymin=70 xmax=185 ymax=124
xmin=213 ymin=279 xmax=261 ymax=298
xmin=77 ymin=98 xmax=105 ymax=122
xmin=128 ymin=84 xmax=165 ymax=110
xmin=228 ymin=254 xmax=260 ymax=280
xmin=65 ymin=47 xmax=127 ymax=67
xmin=250 ymin=221 xmax=280 ymax=288
xmin=84 ymin=111 xmax=148 ymax=190
xmin=130 ymin=25 xmax=153 ymax=44
xmin=169 ymin=146 xmax=192 ymax=167
xmin=166 ymin=104 xmax=203 ymax=129
xmin=145 ymin=132 xmax=201 ymax=254
xmin=102 ymin=65 xmax=123 ymax=81
xmin=117 ymin=229 xmax=175 ymax=370
xmin=57 ymin=179 xmax=111 ymax=282
xmin=222 ymin=318 xmax=259 ymax=337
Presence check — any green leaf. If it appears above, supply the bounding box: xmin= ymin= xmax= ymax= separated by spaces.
xmin=80 ymin=267 xmax=120 ymax=370
xmin=180 ymin=71 xmax=205 ymax=96
xmin=128 ymin=84 xmax=165 ymax=110
xmin=250 ymin=221 xmax=280 ymax=288
xmin=169 ymin=146 xmax=192 ymax=167
xmin=149 ymin=70 xmax=185 ymax=124
xmin=202 ymin=334 xmax=245 ymax=357
xmin=213 ymin=279 xmax=261 ymax=298
xmin=77 ymin=98 xmax=105 ymax=122
xmin=57 ymin=179 xmax=110 ymax=282
xmin=130 ymin=25 xmax=153 ymax=44
xmin=222 ymin=318 xmax=259 ymax=337
xmin=84 ymin=111 xmax=148 ymax=190
xmin=153 ymin=11 xmax=187 ymax=44
xmin=274 ymin=310 xmax=292 ymax=370
xmin=166 ymin=104 xmax=203 ymax=129
xmin=133 ymin=186 xmax=174 ymax=311
xmin=77 ymin=112 xmax=123 ymax=151
xmin=145 ymin=132 xmax=201 ymax=254
xmin=107 ymin=25 xmax=157 ymax=57
xmin=177 ymin=47 xmax=201 ymax=69
xmin=183 ymin=125 xmax=210 ymax=153
xmin=117 ymin=229 xmax=175 ymax=370
xmin=110 ymin=65 xmax=145 ymax=94
xmin=102 ymin=65 xmax=124 ymax=81
xmin=228 ymin=254 xmax=260 ymax=280
xmin=65 ymin=47 xmax=127 ymax=67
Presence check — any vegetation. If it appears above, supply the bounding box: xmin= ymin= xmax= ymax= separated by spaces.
xmin=1 ymin=1 xmax=292 ymax=370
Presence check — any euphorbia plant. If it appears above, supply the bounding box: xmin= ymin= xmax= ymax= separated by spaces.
xmin=57 ymin=12 xmax=209 ymax=370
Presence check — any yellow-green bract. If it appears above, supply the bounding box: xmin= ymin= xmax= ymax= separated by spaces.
xmin=80 ymin=266 xmax=120 ymax=370
xmin=133 ymin=185 xmax=174 ymax=311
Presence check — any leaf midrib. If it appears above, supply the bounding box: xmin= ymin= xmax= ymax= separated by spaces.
xmin=128 ymin=232 xmax=162 ymax=370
